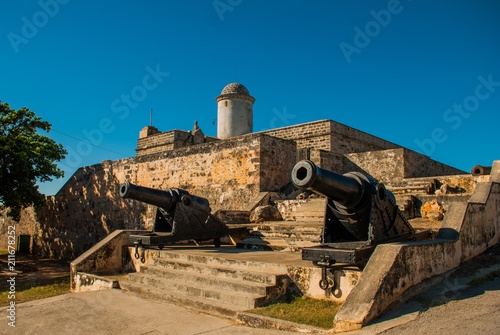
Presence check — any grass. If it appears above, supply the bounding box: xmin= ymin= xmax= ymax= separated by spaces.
xmin=0 ymin=274 xmax=71 ymax=306
xmin=248 ymin=296 xmax=342 ymax=329
xmin=468 ymin=269 xmax=500 ymax=286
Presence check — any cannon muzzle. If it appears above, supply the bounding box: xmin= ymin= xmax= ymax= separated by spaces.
xmin=471 ymin=165 xmax=492 ymax=176
xmin=292 ymin=160 xmax=366 ymax=208
xmin=120 ymin=182 xmax=210 ymax=211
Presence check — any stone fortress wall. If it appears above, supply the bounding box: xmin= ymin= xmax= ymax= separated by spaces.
xmin=0 ymin=83 xmax=467 ymax=259
xmin=1 ymin=133 xmax=296 ymax=259
xmin=261 ymin=119 xmax=400 ymax=153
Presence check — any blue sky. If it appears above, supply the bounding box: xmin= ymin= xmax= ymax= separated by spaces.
xmin=1 ymin=0 xmax=499 ymax=195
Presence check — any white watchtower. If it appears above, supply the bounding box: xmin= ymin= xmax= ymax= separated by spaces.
xmin=216 ymin=83 xmax=255 ymax=139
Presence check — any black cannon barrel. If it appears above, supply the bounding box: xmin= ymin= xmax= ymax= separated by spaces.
xmin=120 ymin=182 xmax=177 ymax=210
xmin=291 ymin=160 xmax=364 ymax=207
xmin=120 ymin=182 xmax=211 ymax=211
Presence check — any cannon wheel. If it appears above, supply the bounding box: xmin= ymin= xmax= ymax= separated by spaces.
xmin=214 ymin=237 xmax=221 ymax=248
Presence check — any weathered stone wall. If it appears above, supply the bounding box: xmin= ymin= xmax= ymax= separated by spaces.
xmin=0 ymin=207 xmax=38 ymax=253
xmin=136 ymin=129 xmax=218 ymax=156
xmin=3 ymin=134 xmax=296 ymax=259
xmin=124 ymin=133 xmax=294 ymax=213
xmin=344 ymin=148 xmax=406 ymax=182
xmin=344 ymin=148 xmax=465 ymax=182
xmin=0 ymin=163 xmax=145 ymax=259
xmin=403 ymin=149 xmax=465 ymax=178
xmin=262 ymin=120 xmax=333 ymax=151
xmin=259 ymin=135 xmax=297 ymax=190
xmin=2 ymin=118 xmax=469 ymax=260
xmin=260 ymin=120 xmax=400 ymax=154
xmin=136 ymin=130 xmax=177 ymax=155
xmin=309 ymin=149 xmax=344 ymax=173
xmin=330 ymin=122 xmax=400 ymax=154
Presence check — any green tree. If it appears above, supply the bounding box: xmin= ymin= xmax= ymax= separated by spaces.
xmin=0 ymin=101 xmax=67 ymax=221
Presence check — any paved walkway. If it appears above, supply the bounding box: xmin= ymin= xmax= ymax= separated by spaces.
xmin=358 ymin=277 xmax=500 ymax=335
xmin=3 ymin=242 xmax=500 ymax=334
xmin=2 ymin=276 xmax=499 ymax=335
xmin=2 ymin=289 xmax=295 ymax=335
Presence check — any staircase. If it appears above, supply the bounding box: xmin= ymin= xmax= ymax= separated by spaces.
xmin=275 ymin=198 xmax=327 ymax=222
xmin=120 ymin=198 xmax=327 ymax=316
xmin=119 ymin=248 xmax=290 ymax=318
xmin=237 ymin=198 xmax=325 ymax=251
xmin=384 ymin=179 xmax=439 ymax=195
xmin=237 ymin=221 xmax=322 ymax=251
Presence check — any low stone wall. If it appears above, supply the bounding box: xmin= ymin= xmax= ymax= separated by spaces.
xmin=344 ymin=148 xmax=466 ymax=182
xmin=344 ymin=148 xmax=406 ymax=182
xmin=332 ymin=161 xmax=500 ymax=332
xmin=330 ymin=122 xmax=400 ymax=154
xmin=404 ymin=149 xmax=466 ymax=178
xmin=70 ymin=230 xmax=141 ymax=292
xmin=310 ymin=149 xmax=344 ymax=173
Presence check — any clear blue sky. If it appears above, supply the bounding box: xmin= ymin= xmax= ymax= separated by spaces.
xmin=1 ymin=0 xmax=499 ymax=195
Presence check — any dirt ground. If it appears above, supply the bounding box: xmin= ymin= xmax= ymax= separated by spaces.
xmin=0 ymin=253 xmax=69 ymax=291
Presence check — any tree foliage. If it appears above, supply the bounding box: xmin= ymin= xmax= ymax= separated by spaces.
xmin=0 ymin=101 xmax=67 ymax=221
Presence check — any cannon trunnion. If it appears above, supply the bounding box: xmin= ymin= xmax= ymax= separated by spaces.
xmin=120 ymin=182 xmax=233 ymax=253
xmin=292 ymin=160 xmax=418 ymax=289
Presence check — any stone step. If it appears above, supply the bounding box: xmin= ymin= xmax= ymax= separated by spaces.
xmin=152 ymin=257 xmax=280 ymax=285
xmin=248 ymin=223 xmax=322 ymax=234
xmin=385 ymin=179 xmax=438 ymax=195
xmin=141 ymin=265 xmax=278 ymax=295
xmin=251 ymin=221 xmax=323 ymax=230
xmin=388 ymin=186 xmax=433 ymax=194
xmin=284 ymin=214 xmax=324 ymax=222
xmin=120 ymin=280 xmax=246 ymax=319
xmin=237 ymin=238 xmax=318 ymax=252
xmin=154 ymin=249 xmax=288 ymax=274
xmin=239 ymin=221 xmax=323 ymax=252
xmin=275 ymin=198 xmax=327 ymax=221
xmin=126 ymin=272 xmax=266 ymax=309
xmin=247 ymin=231 xmax=320 ymax=240
xmin=285 ymin=205 xmax=326 ymax=212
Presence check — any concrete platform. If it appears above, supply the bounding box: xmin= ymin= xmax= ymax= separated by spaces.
xmin=147 ymin=245 xmax=314 ymax=268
